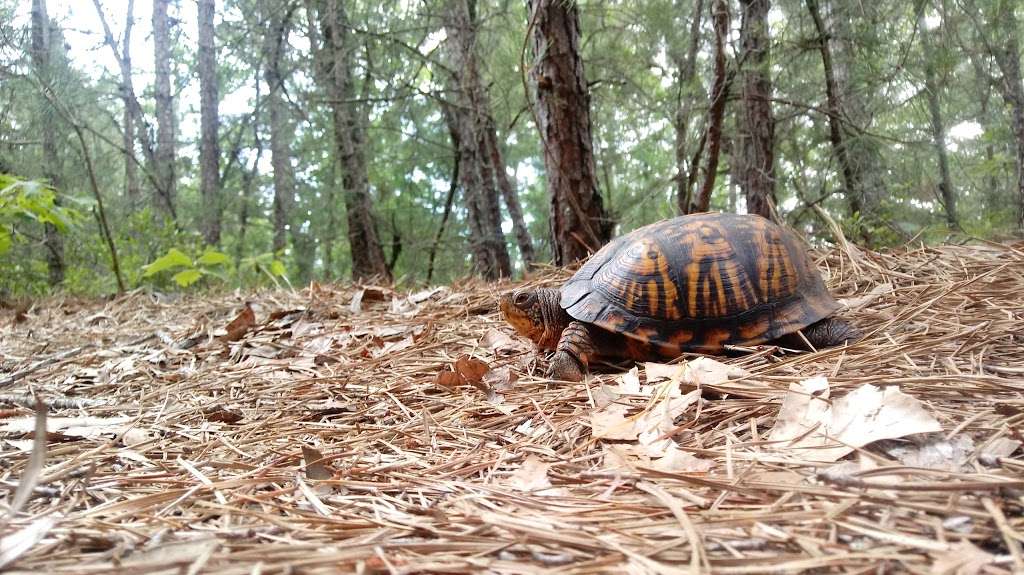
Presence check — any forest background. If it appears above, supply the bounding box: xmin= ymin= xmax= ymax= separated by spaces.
xmin=1 ymin=0 xmax=1022 ymax=295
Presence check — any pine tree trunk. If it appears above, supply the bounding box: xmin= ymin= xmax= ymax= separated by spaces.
xmin=736 ymin=0 xmax=775 ymax=220
xmin=806 ymin=0 xmax=864 ymax=223
xmin=30 ymin=0 xmax=64 ymax=286
xmin=152 ymin=0 xmax=177 ymax=218
xmin=916 ymin=4 xmax=957 ymax=228
xmin=319 ymin=0 xmax=391 ymax=281
xmin=265 ymin=3 xmax=294 ymax=255
xmin=445 ymin=0 xmax=512 ymax=279
xmin=485 ymin=115 xmax=535 ymax=268
xmin=991 ymin=0 xmax=1024 ymax=230
xmin=198 ymin=0 xmax=221 ymax=245
xmin=674 ymin=0 xmax=704 ymax=214
xmin=693 ymin=0 xmax=730 ymax=213
xmin=528 ymin=0 xmax=611 ymax=266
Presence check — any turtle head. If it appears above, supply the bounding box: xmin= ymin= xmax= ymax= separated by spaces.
xmin=499 ymin=287 xmax=567 ymax=350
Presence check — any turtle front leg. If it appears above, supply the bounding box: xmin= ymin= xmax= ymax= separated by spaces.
xmin=547 ymin=321 xmax=597 ymax=382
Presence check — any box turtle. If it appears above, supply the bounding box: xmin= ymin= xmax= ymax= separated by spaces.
xmin=500 ymin=213 xmax=859 ymax=381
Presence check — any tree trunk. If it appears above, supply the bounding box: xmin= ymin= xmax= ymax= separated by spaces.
xmin=736 ymin=0 xmax=776 ymax=220
xmin=264 ymin=2 xmax=294 ymax=255
xmin=485 ymin=114 xmax=535 ymax=268
xmin=198 ymin=0 xmax=221 ymax=245
xmin=528 ymin=0 xmax=611 ymax=266
xmin=916 ymin=4 xmax=957 ymax=228
xmin=444 ymin=0 xmax=512 ymax=279
xmin=693 ymin=0 xmax=730 ymax=213
xmin=30 ymin=0 xmax=64 ymax=286
xmin=674 ymin=0 xmax=704 ymax=214
xmin=990 ymin=0 xmax=1024 ymax=230
xmin=317 ymin=0 xmax=391 ymax=281
xmin=152 ymin=0 xmax=176 ymax=218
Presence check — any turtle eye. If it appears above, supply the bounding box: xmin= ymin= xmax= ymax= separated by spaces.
xmin=513 ymin=292 xmax=530 ymax=306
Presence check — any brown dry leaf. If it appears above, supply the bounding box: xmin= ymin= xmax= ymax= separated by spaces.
xmin=434 ymin=370 xmax=462 ymax=389
xmin=617 ymin=366 xmax=642 ymax=394
xmin=769 ymin=378 xmax=942 ymax=462
xmin=302 ymin=445 xmax=334 ymax=480
xmin=348 ymin=288 xmax=365 ymax=314
xmin=203 ymin=405 xmax=243 ymax=424
xmin=979 ymin=437 xmax=1022 ymax=462
xmin=220 ymin=303 xmax=256 ymax=342
xmin=506 ymin=454 xmax=553 ymax=492
xmin=454 ymin=354 xmax=490 ymax=390
xmin=636 ymin=390 xmax=701 ymax=455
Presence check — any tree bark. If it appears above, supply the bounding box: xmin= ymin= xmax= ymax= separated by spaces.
xmin=916 ymin=3 xmax=957 ymax=228
xmin=990 ymin=0 xmax=1024 ymax=230
xmin=528 ymin=0 xmax=611 ymax=266
xmin=674 ymin=0 xmax=704 ymax=214
xmin=315 ymin=0 xmax=391 ymax=281
xmin=264 ymin=2 xmax=295 ymax=255
xmin=693 ymin=0 xmax=730 ymax=213
xmin=485 ymin=115 xmax=535 ymax=268
xmin=198 ymin=0 xmax=221 ymax=245
xmin=444 ymin=0 xmax=512 ymax=279
xmin=805 ymin=0 xmax=863 ymax=220
xmin=736 ymin=0 xmax=776 ymax=220
xmin=152 ymin=0 xmax=176 ymax=218
xmin=30 ymin=0 xmax=64 ymax=286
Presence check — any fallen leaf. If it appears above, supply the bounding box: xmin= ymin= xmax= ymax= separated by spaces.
xmin=650 ymin=445 xmax=714 ymax=473
xmin=480 ymin=328 xmax=515 ymax=352
xmin=590 ymin=401 xmax=636 ymax=440
xmin=507 ymin=454 xmax=553 ymax=491
xmin=203 ymin=405 xmax=243 ymax=424
xmin=930 ymin=540 xmax=994 ymax=575
xmin=979 ymin=437 xmax=1021 ymax=465
xmin=0 ymin=517 xmax=56 ymax=570
xmin=769 ymin=378 xmax=941 ymax=462
xmin=644 ymin=357 xmax=748 ymax=388
xmin=434 ymin=370 xmax=462 ymax=389
xmin=0 ymin=415 xmax=131 ymax=439
xmin=349 ymin=288 xmax=365 ymax=314
xmin=454 ymin=355 xmax=490 ymax=389
xmin=220 ymin=303 xmax=256 ymax=342
xmin=302 ymin=445 xmax=334 ymax=480
xmin=882 ymin=433 xmax=974 ymax=471
xmin=409 ymin=286 xmax=445 ymax=303
xmin=617 ymin=366 xmax=642 ymax=394
xmin=482 ymin=366 xmax=517 ymax=390
xmin=373 ymin=335 xmax=415 ymax=358
xmin=838 ymin=282 xmax=893 ymax=311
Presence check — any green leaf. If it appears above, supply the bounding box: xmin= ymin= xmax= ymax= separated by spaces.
xmin=196 ymin=250 xmax=230 ymax=266
xmin=172 ymin=269 xmax=204 ymax=287
xmin=0 ymin=228 xmax=10 ymax=255
xmin=270 ymin=259 xmax=287 ymax=277
xmin=143 ymin=248 xmax=193 ymax=277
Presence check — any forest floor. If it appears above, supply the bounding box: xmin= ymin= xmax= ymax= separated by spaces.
xmin=1 ymin=241 xmax=1023 ymax=574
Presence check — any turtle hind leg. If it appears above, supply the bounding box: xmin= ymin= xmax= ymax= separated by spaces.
xmin=802 ymin=317 xmax=861 ymax=349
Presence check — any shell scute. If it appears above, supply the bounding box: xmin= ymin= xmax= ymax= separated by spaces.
xmin=560 ymin=213 xmax=840 ymax=355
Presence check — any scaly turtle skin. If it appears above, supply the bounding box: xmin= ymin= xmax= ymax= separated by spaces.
xmin=500 ymin=213 xmax=859 ymax=381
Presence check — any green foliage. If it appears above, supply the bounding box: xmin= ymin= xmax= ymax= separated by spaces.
xmin=0 ymin=173 xmax=77 ymax=254
xmin=142 ymin=246 xmax=287 ymax=289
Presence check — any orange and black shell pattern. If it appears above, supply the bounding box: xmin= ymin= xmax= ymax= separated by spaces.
xmin=560 ymin=213 xmax=840 ymax=358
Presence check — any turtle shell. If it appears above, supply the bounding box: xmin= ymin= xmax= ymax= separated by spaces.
xmin=559 ymin=213 xmax=840 ymax=356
